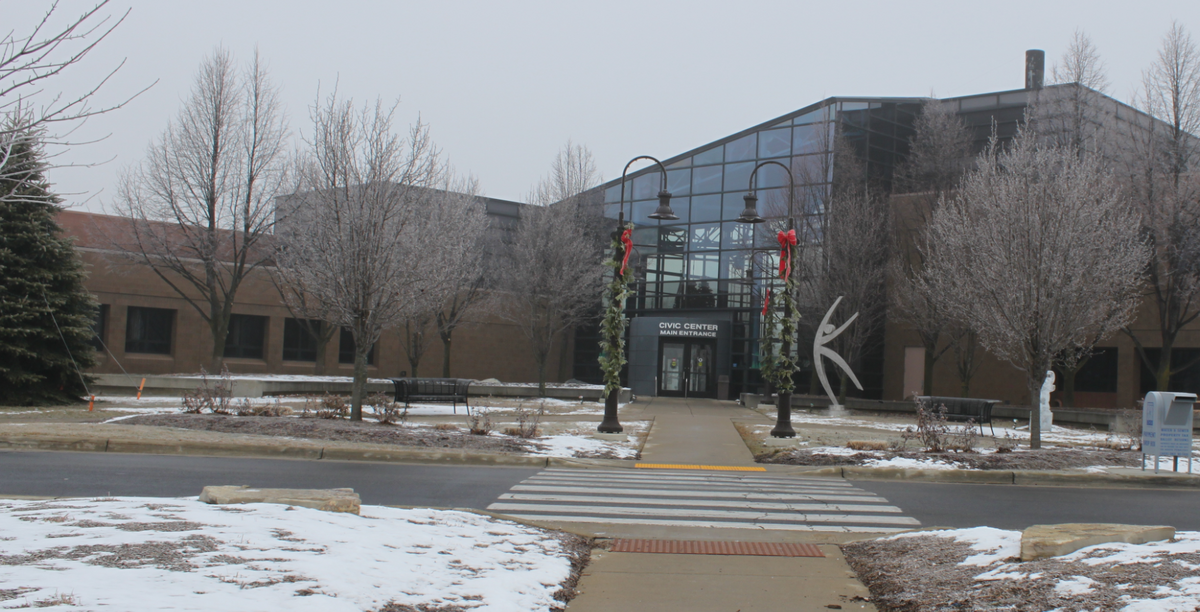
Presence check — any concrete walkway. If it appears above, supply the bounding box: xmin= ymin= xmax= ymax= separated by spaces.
xmin=566 ymin=397 xmax=878 ymax=611
xmin=626 ymin=396 xmax=764 ymax=466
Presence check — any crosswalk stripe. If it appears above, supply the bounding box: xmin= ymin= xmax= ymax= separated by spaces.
xmin=498 ymin=493 xmax=902 ymax=513
xmin=542 ymin=468 xmax=854 ymax=487
xmin=488 ymin=468 xmax=920 ymax=533
xmin=488 ymin=503 xmax=920 ymax=525
xmin=510 ymin=484 xmax=877 ymax=501
xmin=499 ymin=515 xmax=911 ymax=533
xmin=525 ymin=477 xmax=866 ymax=495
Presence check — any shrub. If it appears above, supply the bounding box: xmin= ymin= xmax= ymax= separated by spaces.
xmin=510 ymin=402 xmax=545 ymax=439
xmin=181 ymin=366 xmax=233 ymax=414
xmin=901 ymin=404 xmax=978 ymax=453
xmin=317 ymin=394 xmax=349 ymax=419
xmin=234 ymin=398 xmax=293 ymax=417
xmin=847 ymin=440 xmax=889 ymax=451
xmin=368 ymin=392 xmax=406 ymax=425
xmin=466 ymin=409 xmax=494 ymax=436
xmin=433 ymin=423 xmax=458 ymax=431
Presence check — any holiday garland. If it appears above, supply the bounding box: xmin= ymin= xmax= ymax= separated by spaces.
xmin=759 ymin=231 xmax=799 ymax=394
xmin=598 ymin=224 xmax=634 ymax=396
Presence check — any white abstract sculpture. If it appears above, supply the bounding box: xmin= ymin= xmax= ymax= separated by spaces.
xmin=814 ymin=296 xmax=863 ymax=410
xmin=1039 ymin=369 xmax=1055 ymax=433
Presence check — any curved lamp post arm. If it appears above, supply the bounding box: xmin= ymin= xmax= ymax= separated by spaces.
xmin=739 ymin=160 xmax=796 ymax=228
xmin=619 ymin=156 xmax=677 ymax=224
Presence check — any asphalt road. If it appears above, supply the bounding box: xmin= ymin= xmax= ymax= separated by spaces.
xmin=4 ymin=450 xmax=1200 ymax=531
xmin=0 ymin=450 xmax=539 ymax=509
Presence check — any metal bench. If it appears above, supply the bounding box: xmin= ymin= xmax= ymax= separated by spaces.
xmin=916 ymin=396 xmax=1001 ymax=435
xmin=391 ymin=378 xmax=473 ymax=414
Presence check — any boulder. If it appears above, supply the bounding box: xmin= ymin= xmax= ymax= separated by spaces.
xmin=1020 ymin=523 xmax=1174 ymax=561
xmin=199 ymin=485 xmax=361 ymax=514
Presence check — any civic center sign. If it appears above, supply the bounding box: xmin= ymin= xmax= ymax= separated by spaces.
xmin=658 ymin=322 xmax=718 ymax=338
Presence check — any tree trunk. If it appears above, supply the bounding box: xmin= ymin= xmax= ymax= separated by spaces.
xmin=838 ymin=373 xmax=848 ymax=404
xmin=1028 ymin=377 xmax=1042 ymax=450
xmin=923 ymin=348 xmax=936 ymax=396
xmin=1062 ymin=367 xmax=1077 ymax=408
xmin=209 ymin=315 xmax=229 ymax=371
xmin=350 ymin=349 xmax=368 ymax=421
xmin=1156 ymin=343 xmax=1173 ymax=392
xmin=313 ymin=332 xmax=330 ymax=376
xmin=536 ymin=351 xmax=548 ymax=398
xmin=959 ymin=377 xmax=970 ymax=398
xmin=442 ymin=335 xmax=452 ymax=378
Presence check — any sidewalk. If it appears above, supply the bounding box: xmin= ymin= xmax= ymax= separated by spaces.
xmin=565 ymin=396 xmax=877 ymax=611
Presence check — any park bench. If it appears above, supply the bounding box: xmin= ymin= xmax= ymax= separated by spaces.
xmin=916 ymin=396 xmax=1001 ymax=436
xmin=391 ymin=378 xmax=473 ymax=414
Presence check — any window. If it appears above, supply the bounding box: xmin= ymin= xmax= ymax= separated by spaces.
xmin=125 ymin=307 xmax=174 ymax=355
xmin=283 ymin=318 xmax=321 ymax=362
xmin=224 ymin=314 xmax=267 ymax=359
xmin=339 ymin=328 xmax=375 ymax=365
xmin=91 ymin=304 xmax=109 ymax=352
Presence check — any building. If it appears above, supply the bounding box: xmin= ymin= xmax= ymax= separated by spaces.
xmin=572 ymin=52 xmax=1200 ymax=408
xmin=62 ymin=197 xmax=577 ymax=384
xmin=63 ymin=51 xmax=1200 ymax=410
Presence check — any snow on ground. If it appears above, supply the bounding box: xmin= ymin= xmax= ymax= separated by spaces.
xmin=525 ymin=421 xmax=646 ymax=459
xmin=0 ymin=497 xmax=576 ymax=612
xmin=1086 ymin=452 xmax=1200 ymax=475
xmin=883 ymin=527 xmax=1200 ymax=611
xmin=169 ymin=374 xmax=392 ymax=384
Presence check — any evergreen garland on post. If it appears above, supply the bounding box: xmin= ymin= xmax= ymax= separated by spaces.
xmin=598 ymin=224 xmax=633 ymax=396
xmin=759 ymin=242 xmax=800 ymax=394
xmin=0 ymin=126 xmax=98 ymax=405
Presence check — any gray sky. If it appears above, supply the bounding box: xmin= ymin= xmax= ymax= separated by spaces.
xmin=13 ymin=0 xmax=1200 ymax=212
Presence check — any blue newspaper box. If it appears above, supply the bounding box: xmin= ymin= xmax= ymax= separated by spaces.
xmin=1142 ymin=391 xmax=1196 ymax=473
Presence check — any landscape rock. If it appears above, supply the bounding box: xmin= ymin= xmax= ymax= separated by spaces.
xmin=198 ymin=485 xmax=361 ymax=514
xmin=1020 ymin=523 xmax=1174 ymax=561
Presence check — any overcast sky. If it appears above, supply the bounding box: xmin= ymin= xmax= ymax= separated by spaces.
xmin=13 ymin=0 xmax=1200 ymax=212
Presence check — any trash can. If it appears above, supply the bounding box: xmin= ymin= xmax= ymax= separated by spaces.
xmin=717 ymin=375 xmax=730 ymax=401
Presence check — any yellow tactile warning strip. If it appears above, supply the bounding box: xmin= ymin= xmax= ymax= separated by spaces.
xmin=611 ymin=539 xmax=825 ymax=557
xmin=634 ymin=463 xmax=767 ymax=472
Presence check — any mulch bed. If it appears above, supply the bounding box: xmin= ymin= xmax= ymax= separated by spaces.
xmin=843 ymin=533 xmax=1199 ymax=611
xmin=758 ymin=448 xmax=1142 ymax=471
xmin=118 ymin=414 xmax=532 ymax=453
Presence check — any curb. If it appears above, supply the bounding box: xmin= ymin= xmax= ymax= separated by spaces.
xmin=829 ymin=465 xmax=1200 ymax=488
xmin=0 ymin=435 xmax=549 ymax=468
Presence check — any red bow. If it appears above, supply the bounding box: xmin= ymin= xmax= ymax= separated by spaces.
xmin=761 ymin=288 xmax=771 ymax=316
xmin=619 ymin=227 xmax=633 ymax=276
xmin=777 ymin=229 xmax=797 ymax=281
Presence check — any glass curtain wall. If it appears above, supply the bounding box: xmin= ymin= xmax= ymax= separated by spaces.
xmin=584 ymin=98 xmax=921 ymax=398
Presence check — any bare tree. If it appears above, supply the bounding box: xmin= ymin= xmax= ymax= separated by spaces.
xmin=435 ymin=275 xmax=489 ymax=378
xmin=275 ymin=92 xmax=488 ymax=420
xmin=2 ymin=1 xmax=147 ymax=203
xmin=496 ymin=142 xmax=606 ymax=396
xmin=109 ymin=48 xmax=287 ymax=368
xmin=1030 ymin=30 xmax=1115 ymax=158
xmin=923 ymin=132 xmax=1147 ymax=448
xmin=1120 ymin=22 xmax=1200 ymax=393
xmin=401 ymin=313 xmax=435 ymax=378
xmin=889 ymin=100 xmax=974 ymax=396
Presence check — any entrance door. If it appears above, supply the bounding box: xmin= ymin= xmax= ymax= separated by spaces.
xmin=658 ymin=339 xmax=717 ymax=398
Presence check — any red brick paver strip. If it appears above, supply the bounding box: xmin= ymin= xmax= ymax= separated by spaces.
xmin=609 ymin=539 xmax=824 ymax=557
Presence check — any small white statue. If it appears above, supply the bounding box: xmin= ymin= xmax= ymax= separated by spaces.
xmin=814 ymin=296 xmax=863 ymax=411
xmin=1039 ymin=370 xmax=1055 ymax=433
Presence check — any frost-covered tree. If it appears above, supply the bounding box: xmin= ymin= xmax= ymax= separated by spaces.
xmin=1122 ymin=22 xmax=1200 ymax=392
xmin=0 ymin=123 xmax=97 ymax=404
xmin=275 ymin=92 xmax=487 ymax=420
xmin=110 ymin=48 xmax=288 ymax=369
xmin=890 ymin=100 xmax=974 ymax=396
xmin=1032 ymin=31 xmax=1115 ymax=158
xmin=923 ymin=132 xmax=1147 ymax=448
xmin=496 ymin=143 xmax=606 ymax=396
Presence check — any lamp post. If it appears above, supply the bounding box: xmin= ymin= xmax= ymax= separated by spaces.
xmin=598 ymin=156 xmax=676 ymax=434
xmin=736 ymin=160 xmax=798 ymax=438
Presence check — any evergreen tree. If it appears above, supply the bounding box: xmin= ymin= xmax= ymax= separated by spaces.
xmin=0 ymin=126 xmax=98 ymax=404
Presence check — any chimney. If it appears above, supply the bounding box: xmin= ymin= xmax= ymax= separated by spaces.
xmin=1025 ymin=49 xmax=1045 ymax=90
